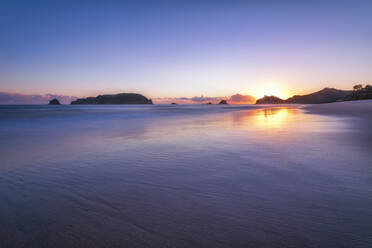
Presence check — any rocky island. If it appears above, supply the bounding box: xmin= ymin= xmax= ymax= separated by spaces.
xmin=71 ymin=93 xmax=153 ymax=104
xmin=218 ymin=100 xmax=228 ymax=104
xmin=48 ymin=98 xmax=61 ymax=105
xmin=256 ymin=95 xmax=285 ymax=104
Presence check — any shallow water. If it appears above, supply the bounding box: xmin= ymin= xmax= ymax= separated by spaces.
xmin=0 ymin=105 xmax=371 ymax=248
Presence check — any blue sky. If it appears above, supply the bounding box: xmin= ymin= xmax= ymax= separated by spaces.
xmin=1 ymin=0 xmax=371 ymax=99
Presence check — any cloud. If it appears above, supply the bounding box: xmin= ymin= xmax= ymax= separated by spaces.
xmin=0 ymin=92 xmax=255 ymax=105
xmin=228 ymin=94 xmax=256 ymax=104
xmin=153 ymin=96 xmax=223 ymax=104
xmin=153 ymin=94 xmax=256 ymax=104
xmin=0 ymin=92 xmax=77 ymax=104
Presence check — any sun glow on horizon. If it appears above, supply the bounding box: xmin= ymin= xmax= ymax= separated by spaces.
xmin=252 ymin=83 xmax=291 ymax=100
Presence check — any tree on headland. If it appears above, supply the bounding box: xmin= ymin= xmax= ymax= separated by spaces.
xmin=353 ymin=84 xmax=363 ymax=91
xmin=344 ymin=84 xmax=372 ymax=101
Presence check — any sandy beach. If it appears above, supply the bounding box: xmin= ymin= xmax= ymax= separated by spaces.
xmin=304 ymin=100 xmax=372 ymax=117
xmin=2 ymin=1 xmax=372 ymax=246
xmin=1 ymin=102 xmax=371 ymax=247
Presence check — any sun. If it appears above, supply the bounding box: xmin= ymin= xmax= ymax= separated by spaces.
xmin=263 ymin=88 xmax=284 ymax=98
xmin=257 ymin=84 xmax=290 ymax=99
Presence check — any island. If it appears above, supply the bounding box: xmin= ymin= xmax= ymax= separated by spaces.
xmin=71 ymin=93 xmax=153 ymax=104
xmin=48 ymin=98 xmax=61 ymax=105
xmin=218 ymin=100 xmax=228 ymax=104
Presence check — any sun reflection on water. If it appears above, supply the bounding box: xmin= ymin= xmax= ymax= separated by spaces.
xmin=228 ymin=107 xmax=301 ymax=130
xmin=255 ymin=108 xmax=295 ymax=129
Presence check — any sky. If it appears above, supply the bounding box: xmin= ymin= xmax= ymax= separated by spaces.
xmin=1 ymin=0 xmax=371 ymax=101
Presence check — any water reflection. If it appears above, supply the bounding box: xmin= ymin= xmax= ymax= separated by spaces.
xmin=254 ymin=108 xmax=296 ymax=129
xmin=226 ymin=106 xmax=349 ymax=134
xmin=228 ymin=107 xmax=301 ymax=130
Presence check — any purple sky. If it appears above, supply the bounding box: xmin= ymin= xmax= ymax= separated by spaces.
xmin=1 ymin=0 xmax=371 ymax=100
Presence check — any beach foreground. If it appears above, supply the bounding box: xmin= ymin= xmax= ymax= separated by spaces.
xmin=0 ymin=101 xmax=371 ymax=248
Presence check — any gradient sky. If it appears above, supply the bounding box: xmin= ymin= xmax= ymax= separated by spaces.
xmin=1 ymin=0 xmax=371 ymax=99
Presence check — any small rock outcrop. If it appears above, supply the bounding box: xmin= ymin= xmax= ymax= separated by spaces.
xmin=218 ymin=100 xmax=228 ymax=104
xmin=48 ymin=98 xmax=61 ymax=105
xmin=256 ymin=96 xmax=285 ymax=104
xmin=71 ymin=93 xmax=153 ymax=104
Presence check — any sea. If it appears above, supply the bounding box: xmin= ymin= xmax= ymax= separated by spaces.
xmin=0 ymin=104 xmax=371 ymax=248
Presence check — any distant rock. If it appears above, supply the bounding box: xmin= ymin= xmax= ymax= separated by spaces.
xmin=207 ymin=102 xmax=212 ymax=105
xmin=71 ymin=93 xmax=153 ymax=104
xmin=285 ymin=88 xmax=351 ymax=104
xmin=256 ymin=96 xmax=285 ymax=104
xmin=218 ymin=100 xmax=228 ymax=104
xmin=48 ymin=98 xmax=61 ymax=105
xmin=171 ymin=102 xmax=177 ymax=105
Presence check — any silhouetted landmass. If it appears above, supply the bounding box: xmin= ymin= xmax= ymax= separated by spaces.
xmin=256 ymin=95 xmax=286 ymax=104
xmin=218 ymin=100 xmax=228 ymax=104
xmin=286 ymin=88 xmax=351 ymax=104
xmin=71 ymin=93 xmax=153 ymax=104
xmin=171 ymin=102 xmax=177 ymax=105
xmin=344 ymin=85 xmax=372 ymax=101
xmin=48 ymin=98 xmax=61 ymax=105
xmin=207 ymin=102 xmax=212 ymax=105
xmin=256 ymin=87 xmax=355 ymax=104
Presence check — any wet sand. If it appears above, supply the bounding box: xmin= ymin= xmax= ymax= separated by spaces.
xmin=304 ymin=100 xmax=372 ymax=117
xmin=0 ymin=103 xmax=371 ymax=248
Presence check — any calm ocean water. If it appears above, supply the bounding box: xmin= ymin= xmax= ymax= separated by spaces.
xmin=0 ymin=104 xmax=371 ymax=248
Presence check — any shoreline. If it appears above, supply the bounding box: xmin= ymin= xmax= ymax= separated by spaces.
xmin=302 ymin=100 xmax=372 ymax=117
